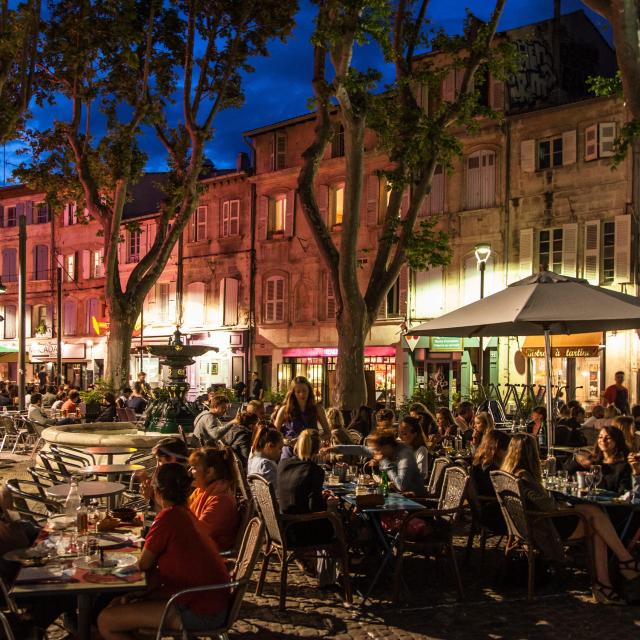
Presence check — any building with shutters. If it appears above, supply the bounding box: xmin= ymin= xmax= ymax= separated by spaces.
xmin=0 ymin=161 xmax=252 ymax=392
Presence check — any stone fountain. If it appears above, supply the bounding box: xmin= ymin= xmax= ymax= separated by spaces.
xmin=143 ymin=328 xmax=218 ymax=434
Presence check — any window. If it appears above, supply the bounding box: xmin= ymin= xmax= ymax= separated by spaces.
xmin=186 ymin=282 xmax=206 ymax=327
xmin=189 ymin=206 xmax=207 ymax=242
xmin=268 ymin=195 xmax=286 ymax=237
xmin=466 ymin=150 xmax=496 ymax=209
xmin=85 ymin=298 xmax=100 ymax=335
xmin=326 ymin=276 xmax=336 ymax=320
xmin=538 ymin=136 xmax=563 ymax=169
xmin=221 ymin=200 xmax=240 ymax=237
xmin=270 ymin=131 xmax=287 ymax=171
xmin=330 ymin=184 xmax=344 ymax=227
xmin=64 ymin=204 xmax=77 ymax=226
xmin=6 ymin=207 xmax=16 ymax=227
xmin=33 ymin=305 xmax=49 ymax=336
xmin=264 ymin=275 xmax=285 ymax=323
xmin=331 ymin=124 xmax=345 ymax=158
xmin=63 ymin=300 xmax=77 ymax=336
xmin=3 ymin=305 xmax=16 ymax=339
xmin=386 ymin=278 xmax=400 ymax=317
xmin=36 ymin=203 xmax=50 ymax=224
xmin=221 ymin=278 xmax=239 ymax=326
xmin=602 ymin=221 xmax=615 ymax=285
xmin=33 ymin=245 xmax=48 ymax=280
xmin=1 ymin=248 xmax=17 ymax=283
xmin=64 ymin=253 xmax=76 ymax=282
xmin=538 ymin=228 xmax=563 ymax=272
xmin=157 ymin=283 xmax=170 ymax=322
xmin=91 ymin=250 xmax=104 ymax=279
xmin=127 ymin=229 xmax=141 ymax=263
xmin=585 ymin=122 xmax=616 ymax=161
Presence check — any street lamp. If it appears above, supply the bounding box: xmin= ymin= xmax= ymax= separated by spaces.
xmin=474 ymin=243 xmax=491 ymax=389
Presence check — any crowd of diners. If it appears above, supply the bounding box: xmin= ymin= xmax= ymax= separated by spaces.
xmin=2 ymin=375 xmax=640 ymax=638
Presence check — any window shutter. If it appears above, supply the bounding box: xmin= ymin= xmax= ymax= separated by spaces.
xmin=144 ymin=284 xmax=156 ymax=319
xmin=96 ymin=249 xmax=104 ymax=278
xmin=168 ymin=281 xmax=177 ymax=323
xmin=583 ymin=220 xmax=600 ymax=285
xmin=398 ymin=266 xmax=408 ymax=317
xmin=276 ymin=132 xmax=286 ymax=170
xmin=284 ymin=190 xmax=295 ymax=237
xmin=561 ymin=223 xmax=578 ymax=276
xmin=25 ymin=201 xmax=33 ymax=224
xmin=366 ymin=174 xmax=379 ymax=226
xmin=229 ymin=200 xmax=240 ymax=235
xmin=454 ymin=69 xmax=464 ymax=97
xmin=614 ymin=214 xmax=632 ymax=284
xmin=222 ymin=278 xmax=239 ymax=326
xmin=63 ymin=300 xmax=76 ymax=336
xmin=599 ymin=122 xmax=616 ymax=158
xmin=257 ymin=196 xmax=269 ymax=241
xmin=562 ymin=130 xmax=576 ymax=165
xmin=265 ymin=278 xmax=275 ymax=322
xmin=521 ymin=139 xmax=535 ymax=173
xmin=73 ymin=251 xmax=79 ymax=281
xmin=326 ymin=275 xmax=336 ymax=320
xmin=584 ymin=124 xmax=598 ymax=161
xmin=490 ymin=76 xmax=505 ymax=111
xmin=413 ymin=267 xmax=444 ymax=318
xmin=189 ymin=212 xmax=196 ymax=242
xmin=519 ymin=228 xmax=534 ymax=279
xmin=268 ymin=134 xmax=275 ymax=172
xmin=0 ymin=205 xmax=4 ymax=227
xmin=275 ymin=277 xmax=285 ymax=322
xmin=81 ymin=250 xmax=90 ymax=282
xmin=187 ymin=282 xmax=205 ymax=327
xmin=221 ymin=201 xmax=230 ymax=237
xmin=316 ymin=184 xmax=329 ymax=225
xmin=442 ymin=70 xmax=455 ymax=102
xmin=480 ymin=151 xmax=496 ymax=207
xmin=466 ymin=154 xmax=481 ymax=209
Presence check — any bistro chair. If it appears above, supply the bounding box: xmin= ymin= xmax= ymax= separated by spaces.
xmin=137 ymin=517 xmax=264 ymax=640
xmin=0 ymin=611 xmax=16 ymax=640
xmin=490 ymin=470 xmax=593 ymax=600
xmin=392 ymin=465 xmax=469 ymax=603
xmin=248 ymin=474 xmax=352 ymax=610
xmin=0 ymin=417 xmax=29 ymax=454
xmin=5 ymin=479 xmax=63 ymax=525
xmin=423 ymin=457 xmax=452 ymax=500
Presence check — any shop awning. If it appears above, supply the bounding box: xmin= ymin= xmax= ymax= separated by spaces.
xmin=522 ymin=332 xmax=602 ymax=357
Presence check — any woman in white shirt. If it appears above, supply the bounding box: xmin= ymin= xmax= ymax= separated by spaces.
xmin=398 ymin=416 xmax=429 ymax=479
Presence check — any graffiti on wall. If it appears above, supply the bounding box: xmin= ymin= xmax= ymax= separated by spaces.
xmin=507 ymin=39 xmax=557 ymax=110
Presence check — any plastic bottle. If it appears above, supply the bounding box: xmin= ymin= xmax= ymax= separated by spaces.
xmin=64 ymin=478 xmax=81 ymax=518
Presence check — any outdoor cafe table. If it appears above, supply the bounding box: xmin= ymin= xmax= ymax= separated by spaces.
xmin=341 ymin=492 xmax=424 ymax=604
xmin=46 ymin=480 xmax=126 ymax=508
xmin=77 ymin=464 xmax=145 ymax=482
xmin=10 ymin=529 xmax=146 ymax=640
xmin=83 ymin=446 xmax=138 ymax=464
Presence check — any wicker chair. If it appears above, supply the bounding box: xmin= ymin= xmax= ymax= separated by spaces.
xmin=464 ymin=473 xmax=506 ymax=567
xmin=490 ymin=470 xmax=592 ymax=600
xmin=425 ymin=456 xmax=452 ymax=499
xmin=392 ymin=465 xmax=469 ymax=603
xmin=138 ymin=517 xmax=264 ymax=640
xmin=248 ymin=474 xmax=352 ymax=610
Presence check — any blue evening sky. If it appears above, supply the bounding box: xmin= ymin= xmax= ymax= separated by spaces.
xmin=1 ymin=0 xmax=609 ymax=183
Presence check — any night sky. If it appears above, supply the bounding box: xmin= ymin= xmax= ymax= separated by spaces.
xmin=1 ymin=0 xmax=609 ymax=183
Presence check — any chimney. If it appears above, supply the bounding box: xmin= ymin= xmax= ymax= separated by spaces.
xmin=236 ymin=152 xmax=249 ymax=172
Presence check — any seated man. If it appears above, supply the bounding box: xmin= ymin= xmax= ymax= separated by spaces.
xmin=27 ymin=393 xmax=55 ymax=431
xmin=192 ymin=394 xmax=231 ymax=445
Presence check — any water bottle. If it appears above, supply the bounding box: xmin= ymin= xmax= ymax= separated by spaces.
xmin=64 ymin=478 xmax=81 ymax=518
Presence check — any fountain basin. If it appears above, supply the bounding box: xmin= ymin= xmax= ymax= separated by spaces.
xmin=41 ymin=422 xmax=167 ymax=450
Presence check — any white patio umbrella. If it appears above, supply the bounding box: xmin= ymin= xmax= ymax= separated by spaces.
xmin=409 ymin=271 xmax=640 ymax=447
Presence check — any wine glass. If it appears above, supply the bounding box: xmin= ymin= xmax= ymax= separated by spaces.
xmin=591 ymin=465 xmax=602 ymax=494
xmin=583 ymin=472 xmax=595 ymax=499
xmin=87 ymin=500 xmax=101 ymax=534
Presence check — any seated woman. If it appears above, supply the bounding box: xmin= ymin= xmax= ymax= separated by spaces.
xmin=431 ymin=407 xmax=457 ymax=448
xmin=97 ymin=463 xmax=231 ymax=638
xmin=409 ymin=403 xmax=437 ymax=437
xmin=94 ymin=392 xmax=117 ymax=422
xmin=564 ymin=426 xmax=631 ymax=493
xmin=614 ymin=415 xmax=640 ymax=453
xmin=247 ymin=424 xmax=284 ymax=488
xmin=348 ymin=405 xmax=375 ymax=437
xmin=465 ymin=411 xmax=495 ymax=450
xmin=502 ymin=433 xmax=640 ymax=604
xmin=469 ymin=430 xmax=510 ymax=532
xmin=526 ymin=406 xmax=546 ymax=442
xmin=398 ymin=416 xmax=429 ymax=479
xmin=277 ymin=429 xmax=339 ymax=547
xmin=188 ymin=447 xmax=239 ymax=552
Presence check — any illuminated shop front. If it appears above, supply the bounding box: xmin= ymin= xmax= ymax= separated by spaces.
xmin=522 ymin=333 xmax=602 ymax=409
xmin=278 ymin=346 xmax=396 ymax=406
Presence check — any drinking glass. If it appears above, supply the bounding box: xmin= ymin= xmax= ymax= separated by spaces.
xmin=591 ymin=464 xmax=602 ymax=493
xmin=583 ymin=472 xmax=595 ymax=498
xmin=87 ymin=500 xmax=100 ymax=534
xmin=556 ymin=470 xmax=568 ymax=492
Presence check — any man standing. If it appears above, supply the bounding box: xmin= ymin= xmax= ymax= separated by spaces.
xmin=604 ymin=371 xmax=630 ymax=415
xmin=37 ymin=366 xmax=48 ymax=389
xmin=193 ymin=393 xmax=230 ymax=445
xmin=232 ymin=375 xmax=246 ymax=402
xmin=249 ymin=371 xmax=264 ymax=401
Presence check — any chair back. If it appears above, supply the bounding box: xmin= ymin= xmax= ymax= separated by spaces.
xmin=225 ymin=517 xmax=264 ymax=627
xmin=427 ymin=457 xmax=451 ymax=496
xmin=228 ymin=448 xmax=250 ymax=502
xmin=0 ymin=611 xmax=16 ymax=640
xmin=347 ymin=428 xmax=363 ymax=444
xmin=6 ymin=479 xmax=61 ymax=523
xmin=51 ymin=444 xmax=96 ymax=466
xmin=490 ymin=470 xmax=531 ymax=543
xmin=247 ymin=474 xmax=285 ymax=547
xmin=438 ymin=465 xmax=469 ymax=512
xmin=116 ymin=407 xmax=129 ymax=422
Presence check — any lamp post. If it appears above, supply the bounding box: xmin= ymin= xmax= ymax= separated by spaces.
xmin=17 ymin=214 xmax=26 ymax=410
xmin=474 ymin=243 xmax=491 ymax=389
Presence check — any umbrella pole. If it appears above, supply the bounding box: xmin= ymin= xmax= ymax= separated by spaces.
xmin=544 ymin=328 xmax=553 ymax=453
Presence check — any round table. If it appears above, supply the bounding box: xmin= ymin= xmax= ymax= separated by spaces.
xmin=83 ymin=446 xmax=138 ymax=464
xmin=46 ymin=480 xmax=125 ymax=507
xmin=77 ymin=464 xmax=144 ymax=477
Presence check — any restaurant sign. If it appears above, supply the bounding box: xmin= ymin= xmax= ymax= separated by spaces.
xmin=522 ymin=346 xmax=600 ymax=358
xmin=30 ymin=342 xmax=86 ymax=360
xmin=430 ymin=336 xmax=463 ymax=351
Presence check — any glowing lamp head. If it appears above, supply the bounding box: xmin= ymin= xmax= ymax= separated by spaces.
xmin=474 ymin=243 xmax=492 ymax=266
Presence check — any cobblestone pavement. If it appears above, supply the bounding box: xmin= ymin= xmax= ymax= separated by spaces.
xmin=3 ymin=456 xmax=640 ymax=639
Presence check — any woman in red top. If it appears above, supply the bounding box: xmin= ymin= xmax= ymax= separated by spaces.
xmin=97 ymin=463 xmax=230 ymax=639
xmin=188 ymin=447 xmax=239 ymax=551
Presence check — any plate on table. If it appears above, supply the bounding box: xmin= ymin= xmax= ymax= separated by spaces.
xmin=73 ymin=553 xmax=137 ymax=574
xmin=4 ymin=546 xmax=51 ymax=566
xmin=91 ymin=532 xmax=131 ymax=548
xmin=47 ymin=515 xmax=76 ymax=530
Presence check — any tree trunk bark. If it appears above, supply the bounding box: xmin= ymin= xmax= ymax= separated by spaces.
xmin=104 ymin=300 xmax=139 ymax=391
xmin=333 ymin=304 xmax=369 ymax=411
